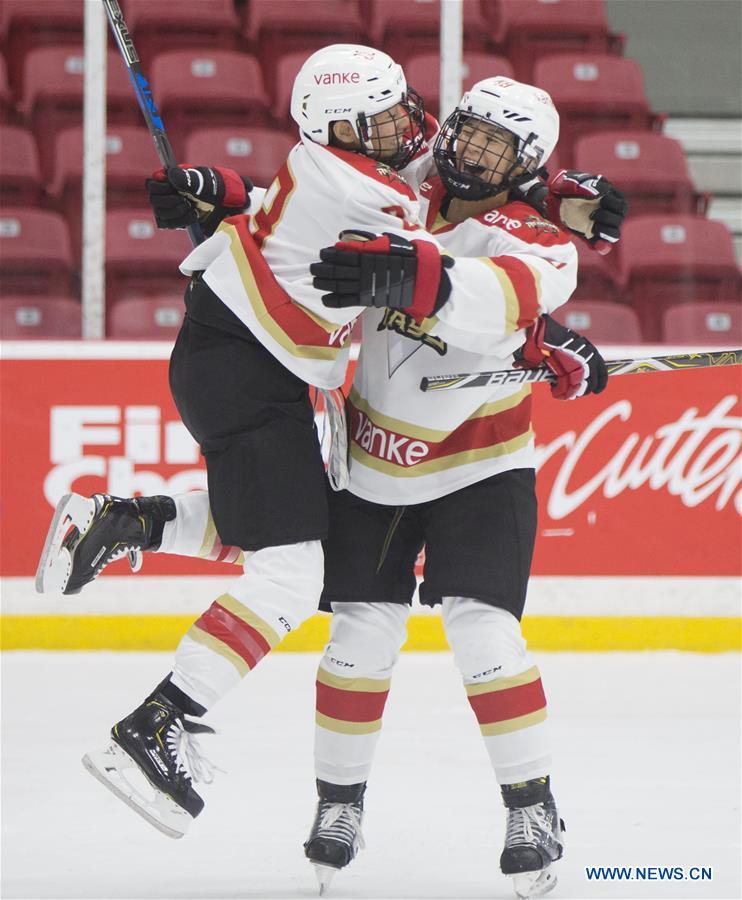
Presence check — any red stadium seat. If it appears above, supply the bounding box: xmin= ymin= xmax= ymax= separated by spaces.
xmin=107 ymin=295 xmax=185 ymax=340
xmin=50 ymin=126 xmax=157 ymax=260
xmin=487 ymin=0 xmax=620 ymax=82
xmin=274 ymin=51 xmax=310 ymax=125
xmin=368 ymin=0 xmax=493 ymax=65
xmin=573 ymin=131 xmax=704 ymax=215
xmin=0 ymin=295 xmax=81 ymax=339
xmin=0 ymin=208 xmax=73 ymax=296
xmin=572 ymin=239 xmax=622 ymax=302
xmin=619 ymin=215 xmax=742 ymax=341
xmin=661 ymin=302 xmax=742 ymax=344
xmin=533 ymin=54 xmax=658 ymax=166
xmin=124 ymin=0 xmax=240 ymax=66
xmin=105 ymin=209 xmax=190 ymax=305
xmin=0 ymin=126 xmax=43 ymax=207
xmin=151 ymin=51 xmax=270 ymax=156
xmin=404 ymin=52 xmax=514 ymax=119
xmin=184 ymin=128 xmax=296 ymax=190
xmin=553 ymin=300 xmax=643 ymax=343
xmin=1 ymin=0 xmax=83 ymax=100
xmin=0 ymin=52 xmax=13 ymax=122
xmin=244 ymin=1 xmax=365 ymax=99
xmin=22 ymin=46 xmax=139 ymax=179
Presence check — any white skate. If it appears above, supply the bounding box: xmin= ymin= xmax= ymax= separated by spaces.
xmin=82 ymin=743 xmax=191 ymax=839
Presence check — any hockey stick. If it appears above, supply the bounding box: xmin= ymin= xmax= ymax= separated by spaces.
xmin=101 ymin=0 xmax=204 ymax=247
xmin=419 ymin=349 xmax=742 ymax=392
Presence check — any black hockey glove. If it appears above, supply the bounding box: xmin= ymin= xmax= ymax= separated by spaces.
xmin=514 ymin=314 xmax=608 ymax=400
xmin=146 ymin=165 xmax=253 ymax=236
xmin=545 ymin=170 xmax=628 ymax=255
xmin=310 ymin=231 xmax=454 ymax=322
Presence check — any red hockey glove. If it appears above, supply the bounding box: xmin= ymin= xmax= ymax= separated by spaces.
xmin=545 ymin=170 xmax=628 ymax=255
xmin=146 ymin=165 xmax=253 ymax=236
xmin=514 ymin=315 xmax=608 ymax=400
xmin=310 ymin=231 xmax=454 ymax=322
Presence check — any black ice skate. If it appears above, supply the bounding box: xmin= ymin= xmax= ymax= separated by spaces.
xmin=304 ymin=780 xmax=366 ymax=895
xmin=35 ymin=492 xmax=175 ymax=594
xmin=82 ymin=692 xmax=217 ymax=839
xmin=500 ymin=777 xmax=565 ymax=899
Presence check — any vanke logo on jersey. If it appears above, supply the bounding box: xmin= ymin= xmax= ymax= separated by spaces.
xmin=378 ymin=309 xmax=447 ymax=355
xmin=352 ymin=410 xmax=430 ymax=467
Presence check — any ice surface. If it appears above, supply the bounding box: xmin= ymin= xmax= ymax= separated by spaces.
xmin=2 ymin=651 xmax=740 ymax=900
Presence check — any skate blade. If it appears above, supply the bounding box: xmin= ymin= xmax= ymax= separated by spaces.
xmin=82 ymin=743 xmax=192 ymax=839
xmin=512 ymin=868 xmax=558 ymax=899
xmin=35 ymin=493 xmax=96 ymax=594
xmin=312 ymin=863 xmax=338 ymax=896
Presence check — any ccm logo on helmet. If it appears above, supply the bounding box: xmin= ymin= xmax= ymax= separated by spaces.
xmin=313 ymin=72 xmax=361 ymax=85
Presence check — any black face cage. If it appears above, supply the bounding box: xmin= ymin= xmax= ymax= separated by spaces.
xmin=433 ymin=110 xmax=540 ymax=201
xmin=356 ymin=87 xmax=426 ymax=171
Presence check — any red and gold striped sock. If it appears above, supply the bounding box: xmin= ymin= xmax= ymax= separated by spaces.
xmin=465 ymin=666 xmax=551 ymax=784
xmin=188 ymin=593 xmax=281 ymax=675
xmin=314 ymin=666 xmax=392 ymax=785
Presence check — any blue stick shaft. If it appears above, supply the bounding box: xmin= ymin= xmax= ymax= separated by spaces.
xmin=101 ymin=0 xmax=204 ymax=247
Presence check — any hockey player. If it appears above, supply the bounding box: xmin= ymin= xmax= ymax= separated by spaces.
xmin=300 ymin=77 xmax=615 ymax=899
xmin=34 ymin=45 xmax=620 ymax=845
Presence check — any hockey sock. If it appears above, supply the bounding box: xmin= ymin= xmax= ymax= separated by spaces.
xmin=169 ymin=541 xmax=324 ymax=709
xmin=314 ymin=602 xmax=408 ymax=785
xmin=157 ymin=491 xmax=244 ymax=565
xmin=443 ymin=598 xmax=552 ymax=785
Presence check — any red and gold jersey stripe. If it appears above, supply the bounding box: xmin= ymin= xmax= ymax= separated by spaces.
xmin=218 ymin=216 xmax=351 ymax=361
xmin=348 ymin=385 xmax=533 ymax=477
xmin=465 ymin=666 xmax=547 ymax=736
xmin=482 ymin=255 xmax=543 ymax=332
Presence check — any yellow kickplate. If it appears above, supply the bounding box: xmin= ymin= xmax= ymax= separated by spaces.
xmin=0 ymin=614 xmax=740 ymax=652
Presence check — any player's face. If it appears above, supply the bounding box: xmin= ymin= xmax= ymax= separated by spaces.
xmin=455 ymin=120 xmax=520 ymax=191
xmin=367 ymin=102 xmax=413 ymax=159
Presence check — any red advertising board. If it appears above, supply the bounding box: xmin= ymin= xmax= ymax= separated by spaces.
xmin=1 ymin=349 xmax=739 ymax=577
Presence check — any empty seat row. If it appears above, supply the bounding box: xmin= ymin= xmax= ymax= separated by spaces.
xmin=0 ymin=294 xmax=186 ymax=340
xmin=0 ymin=207 xmax=185 ymax=304
xmin=573 ymin=215 xmax=740 ymax=339
xmin=1 ymin=122 xmax=711 ymax=268
xmin=1 ymin=1 xmax=622 ymax=90
xmin=0 ymin=125 xmax=295 ymax=260
xmin=2 ymin=207 xmax=739 ymax=342
xmin=5 ymin=43 xmax=661 ymax=170
xmin=2 ymin=294 xmax=738 ymax=343
xmin=554 ymin=300 xmax=741 ymax=344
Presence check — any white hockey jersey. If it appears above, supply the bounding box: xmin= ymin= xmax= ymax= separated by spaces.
xmin=179 ymin=133 xmax=572 ymax=389
xmin=345 ymin=175 xmax=579 ymax=505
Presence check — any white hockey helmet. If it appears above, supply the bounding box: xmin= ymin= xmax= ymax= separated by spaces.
xmin=433 ymin=76 xmax=560 ymax=200
xmin=290 ymin=44 xmax=425 ymax=169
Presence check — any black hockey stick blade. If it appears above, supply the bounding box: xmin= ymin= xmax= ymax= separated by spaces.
xmin=419 ymin=349 xmax=742 ymax=392
xmin=101 ymin=0 xmax=204 ymax=247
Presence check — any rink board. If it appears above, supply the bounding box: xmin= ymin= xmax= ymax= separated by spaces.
xmin=2 ymin=576 xmax=740 ymax=652
xmin=1 ymin=342 xmax=740 ymax=652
